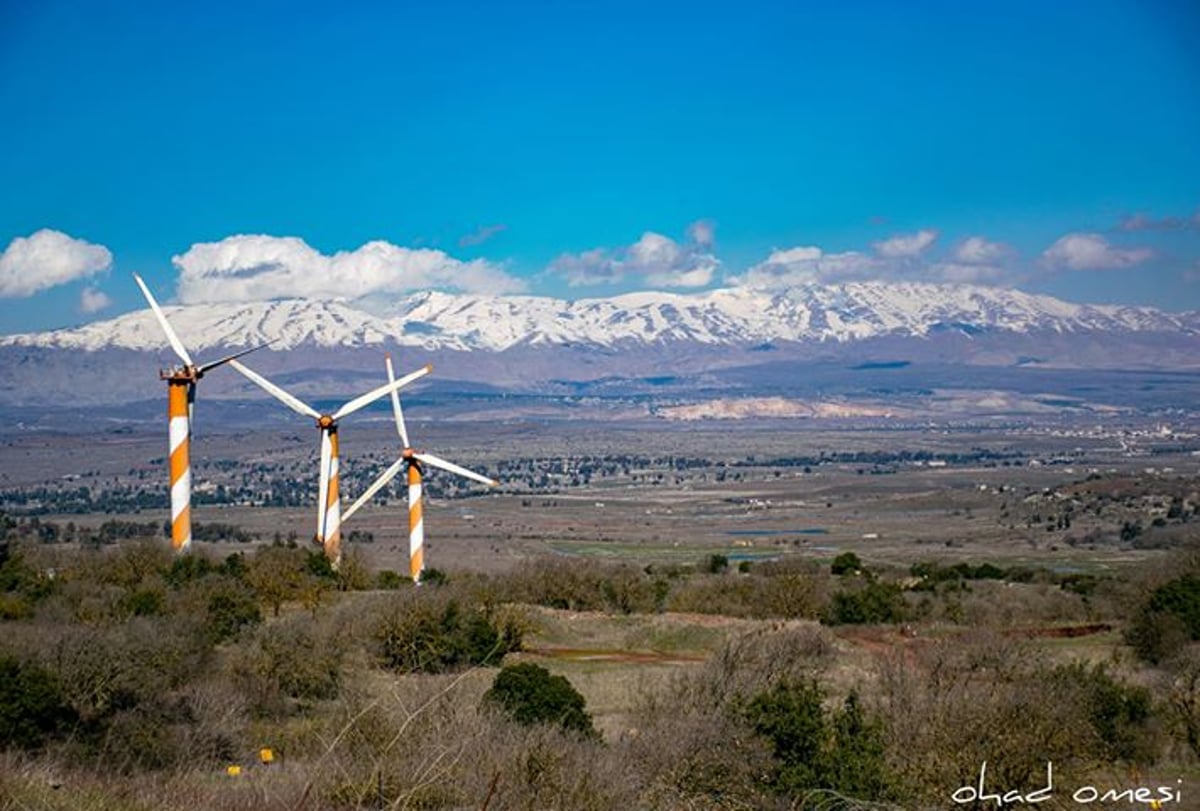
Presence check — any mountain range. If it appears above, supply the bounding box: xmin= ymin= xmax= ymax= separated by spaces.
xmin=2 ymin=282 xmax=1198 ymax=417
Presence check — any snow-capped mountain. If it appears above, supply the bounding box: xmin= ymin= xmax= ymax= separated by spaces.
xmin=0 ymin=282 xmax=1197 ymax=412
xmin=3 ymin=282 xmax=1196 ymax=354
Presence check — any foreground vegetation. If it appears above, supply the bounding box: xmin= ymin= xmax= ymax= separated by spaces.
xmin=1 ymin=521 xmax=1199 ymax=810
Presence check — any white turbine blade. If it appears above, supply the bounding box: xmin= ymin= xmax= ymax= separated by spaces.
xmin=133 ymin=273 xmax=193 ymax=367
xmin=415 ymin=452 xmax=497 ymax=486
xmin=332 ymin=364 xmax=432 ymax=422
xmin=196 ymin=340 xmax=275 ymax=375
xmin=343 ymin=456 xmax=406 ymax=523
xmin=228 ymin=359 xmax=320 ymax=420
xmin=385 ymin=354 xmax=410 ymax=448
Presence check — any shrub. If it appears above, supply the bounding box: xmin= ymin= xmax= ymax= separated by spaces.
xmin=377 ymin=569 xmax=406 ymax=590
xmin=164 ymin=554 xmax=216 ymax=588
xmin=484 ymin=662 xmax=595 ymax=737
xmin=831 ymin=552 xmax=862 ymax=576
xmin=232 ymin=618 xmax=345 ymax=714
xmin=185 ymin=578 xmax=261 ymax=644
xmin=742 ymin=679 xmax=892 ymax=799
xmin=822 ymin=580 xmax=907 ymax=625
xmin=420 ymin=567 xmax=448 ymax=586
xmin=1051 ymin=663 xmax=1157 ymax=765
xmin=0 ymin=654 xmax=75 ymax=749
xmin=1127 ymin=574 xmax=1200 ymax=662
xmin=373 ymin=590 xmax=520 ymax=674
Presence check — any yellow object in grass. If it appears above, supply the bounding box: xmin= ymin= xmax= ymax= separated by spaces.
xmin=259 ymin=748 xmax=275 ymax=764
xmin=226 ymin=765 xmax=242 ymax=777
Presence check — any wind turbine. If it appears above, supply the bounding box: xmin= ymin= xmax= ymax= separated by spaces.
xmin=344 ymin=354 xmax=497 ymax=582
xmin=228 ymin=358 xmax=432 ymax=566
xmin=133 ymin=273 xmax=265 ymax=553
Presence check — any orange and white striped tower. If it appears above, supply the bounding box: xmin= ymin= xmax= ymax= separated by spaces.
xmin=229 ymin=359 xmax=431 ymax=567
xmin=407 ymin=457 xmax=425 ymax=581
xmin=166 ymin=376 xmax=194 ymax=550
xmin=135 ymin=273 xmax=266 ymax=554
xmin=317 ymin=420 xmax=342 ymax=563
xmin=343 ymin=355 xmax=496 ymax=583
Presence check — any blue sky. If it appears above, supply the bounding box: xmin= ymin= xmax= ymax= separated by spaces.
xmin=0 ymin=0 xmax=1197 ymax=332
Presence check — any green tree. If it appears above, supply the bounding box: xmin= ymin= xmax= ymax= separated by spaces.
xmin=484 ymin=662 xmax=595 ymax=737
xmin=0 ymin=655 xmax=76 ymax=749
xmin=743 ymin=680 xmax=893 ymax=800
xmin=830 ymin=552 xmax=862 ymax=576
xmin=823 ymin=580 xmax=907 ymax=625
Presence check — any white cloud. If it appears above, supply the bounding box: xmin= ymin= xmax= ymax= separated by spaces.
xmin=458 ymin=224 xmax=507 ymax=248
xmin=1040 ymin=232 xmax=1154 ymax=271
xmin=173 ymin=234 xmax=525 ymax=304
xmin=79 ymin=287 xmax=112 ymax=313
xmin=872 ymin=229 xmax=938 ymax=258
xmin=1116 ymin=210 xmax=1200 ymax=232
xmin=736 ymin=233 xmax=1018 ymax=291
xmin=736 ymin=246 xmax=882 ymax=289
xmin=547 ymin=228 xmax=718 ymax=289
xmin=953 ymin=236 xmax=1011 ymax=265
xmin=686 ymin=219 xmax=716 ymax=248
xmin=925 ymin=262 xmax=1012 ymax=285
xmin=547 ymin=248 xmax=617 ymax=287
xmin=0 ymin=229 xmax=113 ymax=298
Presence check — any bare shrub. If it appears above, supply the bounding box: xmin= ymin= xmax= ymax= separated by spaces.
xmin=669 ymin=623 xmax=837 ymax=712
xmin=871 ymin=630 xmax=1133 ymax=804
xmin=229 ymin=614 xmax=347 ymax=717
xmin=619 ymin=707 xmax=774 ymax=809
xmin=503 ymin=558 xmax=665 ymax=614
xmin=365 ymin=585 xmax=521 ymax=674
xmin=667 ymin=572 xmax=827 ymax=620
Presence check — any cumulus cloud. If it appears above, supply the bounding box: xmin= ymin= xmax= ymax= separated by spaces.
xmin=79 ymin=287 xmax=112 ymax=313
xmin=735 ymin=229 xmax=1022 ymax=291
xmin=172 ymin=234 xmax=525 ymax=304
xmin=736 ymin=246 xmax=882 ymax=289
xmin=686 ymin=219 xmax=716 ymax=248
xmin=1116 ymin=210 xmax=1200 ymax=232
xmin=0 ymin=229 xmax=113 ymax=298
xmin=953 ymin=236 xmax=1011 ymax=265
xmin=458 ymin=224 xmax=508 ymax=248
xmin=872 ymin=229 xmax=938 ymax=258
xmin=547 ymin=225 xmax=718 ymax=289
xmin=924 ymin=262 xmax=1012 ymax=285
xmin=1040 ymin=232 xmax=1154 ymax=271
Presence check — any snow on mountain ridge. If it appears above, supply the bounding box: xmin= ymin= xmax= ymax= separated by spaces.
xmin=2 ymin=282 xmax=1195 ymax=355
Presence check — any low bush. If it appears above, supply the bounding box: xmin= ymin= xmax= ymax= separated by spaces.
xmin=372 ymin=588 xmax=521 ymax=674
xmin=484 ymin=662 xmax=595 ymax=737
xmin=0 ymin=654 xmax=75 ymax=749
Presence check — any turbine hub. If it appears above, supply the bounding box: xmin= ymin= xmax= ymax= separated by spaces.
xmin=317 ymin=415 xmax=335 ymax=429
xmin=162 ymin=366 xmax=199 ymax=384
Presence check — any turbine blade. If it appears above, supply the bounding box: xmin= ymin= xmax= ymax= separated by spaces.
xmin=385 ymin=354 xmax=410 ymax=448
xmin=133 ymin=273 xmax=193 ymax=367
xmin=196 ymin=340 xmax=276 ymax=375
xmin=343 ymin=456 xmax=406 ymax=523
xmin=228 ymin=359 xmax=320 ymax=420
xmin=414 ymin=452 xmax=497 ymax=486
xmin=332 ymin=364 xmax=432 ymax=422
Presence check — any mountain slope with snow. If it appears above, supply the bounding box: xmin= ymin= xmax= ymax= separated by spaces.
xmin=3 ymin=283 xmax=1196 ymax=355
